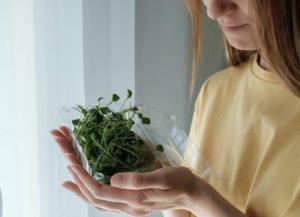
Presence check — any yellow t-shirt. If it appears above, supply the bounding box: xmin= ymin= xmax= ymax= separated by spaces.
xmin=182 ymin=53 xmax=300 ymax=217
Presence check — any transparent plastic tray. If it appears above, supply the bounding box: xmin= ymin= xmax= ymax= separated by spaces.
xmin=61 ymin=104 xmax=216 ymax=183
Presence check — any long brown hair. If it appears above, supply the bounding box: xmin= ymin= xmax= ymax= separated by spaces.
xmin=185 ymin=0 xmax=300 ymax=98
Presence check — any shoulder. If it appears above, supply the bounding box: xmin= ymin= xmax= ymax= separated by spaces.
xmin=200 ymin=58 xmax=251 ymax=94
xmin=205 ymin=59 xmax=250 ymax=89
xmin=194 ymin=58 xmax=251 ymax=106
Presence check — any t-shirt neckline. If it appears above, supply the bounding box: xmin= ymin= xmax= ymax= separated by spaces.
xmin=250 ymin=53 xmax=281 ymax=83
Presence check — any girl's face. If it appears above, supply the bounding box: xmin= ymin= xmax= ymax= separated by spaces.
xmin=202 ymin=0 xmax=257 ymax=51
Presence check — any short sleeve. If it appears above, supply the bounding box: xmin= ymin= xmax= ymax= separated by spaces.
xmin=180 ymin=102 xmax=199 ymax=170
xmin=181 ymin=80 xmax=210 ymax=176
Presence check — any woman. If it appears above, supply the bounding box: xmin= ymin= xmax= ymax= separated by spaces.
xmin=51 ymin=0 xmax=300 ymax=216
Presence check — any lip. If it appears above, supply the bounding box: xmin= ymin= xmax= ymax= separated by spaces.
xmin=220 ymin=24 xmax=248 ymax=33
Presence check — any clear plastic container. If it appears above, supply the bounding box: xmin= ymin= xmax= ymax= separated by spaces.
xmin=60 ymin=104 xmax=215 ymax=184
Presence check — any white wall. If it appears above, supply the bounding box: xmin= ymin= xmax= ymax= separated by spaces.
xmin=83 ymin=0 xmax=135 ymax=108
xmin=135 ymin=0 xmax=226 ymax=132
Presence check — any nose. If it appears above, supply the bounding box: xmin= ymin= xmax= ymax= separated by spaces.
xmin=204 ymin=0 xmax=237 ymax=20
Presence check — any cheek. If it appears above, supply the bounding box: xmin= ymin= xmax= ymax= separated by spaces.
xmin=238 ymin=0 xmax=249 ymax=15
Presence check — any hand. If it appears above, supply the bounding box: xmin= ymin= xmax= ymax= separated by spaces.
xmin=50 ymin=125 xmax=206 ymax=216
xmin=50 ymin=125 xmax=81 ymax=165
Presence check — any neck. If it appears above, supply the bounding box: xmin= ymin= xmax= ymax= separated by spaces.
xmin=258 ymin=53 xmax=271 ymax=71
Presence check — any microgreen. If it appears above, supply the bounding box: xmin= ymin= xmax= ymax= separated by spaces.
xmin=71 ymin=89 xmax=163 ymax=184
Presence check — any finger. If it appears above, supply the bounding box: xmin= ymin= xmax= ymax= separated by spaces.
xmin=111 ymin=168 xmax=170 ymax=190
xmin=64 ymin=180 xmax=177 ymax=215
xmin=65 ymin=153 xmax=82 ymax=165
xmin=53 ymin=136 xmax=73 ymax=154
xmin=63 ymin=181 xmax=106 ymax=212
xmin=141 ymin=188 xmax=187 ymax=204
xmin=63 ymin=181 xmax=91 ymax=204
xmin=68 ymin=166 xmax=179 ymax=216
xmin=50 ymin=129 xmax=71 ymax=142
xmin=59 ymin=125 xmax=71 ymax=139
xmin=135 ymin=202 xmax=178 ymax=215
xmin=69 ymin=165 xmax=149 ymax=206
xmin=68 ymin=167 xmax=134 ymax=215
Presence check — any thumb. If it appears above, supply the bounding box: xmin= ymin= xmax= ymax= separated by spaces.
xmin=110 ymin=168 xmax=170 ymax=190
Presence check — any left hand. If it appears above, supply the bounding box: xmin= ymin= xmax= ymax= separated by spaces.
xmin=50 ymin=126 xmax=209 ymax=216
xmin=65 ymin=163 xmax=206 ymax=216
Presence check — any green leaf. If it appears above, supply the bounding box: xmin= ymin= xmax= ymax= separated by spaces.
xmin=72 ymin=119 xmax=80 ymax=126
xmin=97 ymin=97 xmax=104 ymax=102
xmin=137 ymin=113 xmax=143 ymax=119
xmin=112 ymin=94 xmax=120 ymax=102
xmin=76 ymin=104 xmax=87 ymax=115
xmin=156 ymin=144 xmax=164 ymax=152
xmin=100 ymin=107 xmax=110 ymax=114
xmin=112 ymin=112 xmax=123 ymax=121
xmin=141 ymin=117 xmax=150 ymax=125
xmin=76 ymin=104 xmax=84 ymax=110
xmin=127 ymin=89 xmax=132 ymax=99
xmin=132 ymin=106 xmax=138 ymax=112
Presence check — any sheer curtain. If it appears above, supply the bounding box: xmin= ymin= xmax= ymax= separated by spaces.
xmin=0 ymin=0 xmax=88 ymax=216
xmin=0 ymin=0 xmax=40 ymax=216
xmin=1 ymin=0 xmax=138 ymax=216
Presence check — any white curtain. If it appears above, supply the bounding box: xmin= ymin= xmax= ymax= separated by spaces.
xmin=0 ymin=0 xmax=88 ymax=216
xmin=0 ymin=0 xmax=139 ymax=216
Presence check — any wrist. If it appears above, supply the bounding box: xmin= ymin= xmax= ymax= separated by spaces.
xmin=181 ymin=176 xmax=212 ymax=215
xmin=183 ymin=178 xmax=246 ymax=217
xmin=185 ymin=179 xmax=215 ymax=216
